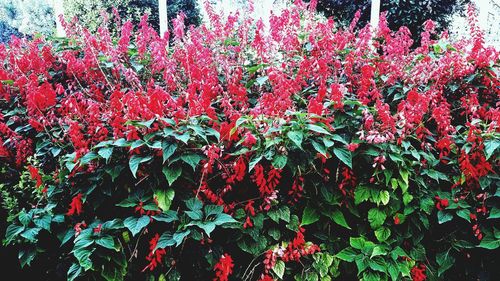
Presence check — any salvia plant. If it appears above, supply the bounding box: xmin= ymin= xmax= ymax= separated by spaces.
xmin=0 ymin=1 xmax=499 ymax=281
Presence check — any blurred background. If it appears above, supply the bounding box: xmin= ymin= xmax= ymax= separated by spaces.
xmin=0 ymin=0 xmax=499 ymax=47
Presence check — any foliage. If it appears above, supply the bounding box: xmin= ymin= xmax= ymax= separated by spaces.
xmin=0 ymin=0 xmax=55 ymax=36
xmin=0 ymin=21 xmax=22 ymax=43
xmin=63 ymin=0 xmax=200 ymax=36
xmin=316 ymin=0 xmax=469 ymax=43
xmin=0 ymin=1 xmax=499 ymax=280
xmin=63 ymin=0 xmax=160 ymax=34
xmin=167 ymin=0 xmax=200 ymax=30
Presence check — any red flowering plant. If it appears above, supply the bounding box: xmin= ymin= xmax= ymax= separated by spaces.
xmin=1 ymin=1 xmax=499 ymax=280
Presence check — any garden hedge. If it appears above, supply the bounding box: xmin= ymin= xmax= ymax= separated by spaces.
xmin=0 ymin=2 xmax=499 ymax=281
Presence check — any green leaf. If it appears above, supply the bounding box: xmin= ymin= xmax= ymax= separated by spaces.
xmin=374 ymin=227 xmax=391 ymax=242
xmin=370 ymin=246 xmax=387 ymax=258
xmin=162 ymin=142 xmax=177 ymax=164
xmin=368 ymin=257 xmax=386 ymax=273
xmin=73 ymin=247 xmax=94 ymax=270
xmin=186 ymin=198 xmax=203 ymax=211
xmin=204 ymin=205 xmax=224 ymax=217
xmin=129 ymin=155 xmax=152 ymax=178
xmin=311 ymin=140 xmax=327 ymax=156
xmin=403 ymin=193 xmax=413 ymax=206
xmin=335 ymin=247 xmax=357 ymax=262
xmin=325 ymin=210 xmax=351 ymax=229
xmin=287 ymin=131 xmax=304 ymax=149
xmin=307 ymin=124 xmax=331 ymax=135
xmin=489 ymin=207 xmax=500 ymax=219
xmin=5 ymin=224 xmax=25 ymax=243
xmin=302 ymin=206 xmax=320 ymax=226
xmin=155 ymin=189 xmax=175 ymax=211
xmin=95 ymin=235 xmax=115 ymax=250
xmin=349 ymin=237 xmax=365 ymax=250
xmin=248 ymin=155 xmax=263 ymax=171
xmin=162 ymin=166 xmax=182 ymax=186
xmin=387 ymin=261 xmax=400 ymax=281
xmin=196 ymin=221 xmax=216 ymax=236
xmin=272 ymin=260 xmax=286 ymax=279
xmin=478 ymin=236 xmax=500 ymax=250
xmin=456 ymin=209 xmax=471 ymax=222
xmin=67 ymin=263 xmax=83 ymax=281
xmin=185 ymin=210 xmax=203 ymax=220
xmin=123 ymin=216 xmax=150 ymax=236
xmin=268 ymin=206 xmax=291 ymax=223
xmin=116 ymin=197 xmax=138 ymax=208
xmin=379 ymin=190 xmax=390 ymax=205
xmin=368 ymin=208 xmax=386 ymax=229
xmin=21 ymin=227 xmax=41 ymax=242
xmin=172 ymin=230 xmax=191 ymax=246
xmin=437 ymin=211 xmax=453 ymax=224
xmin=180 ymin=154 xmax=202 ymax=170
xmin=34 ymin=214 xmax=52 ymax=231
xmin=436 ymin=251 xmax=455 ymax=277
xmin=272 ymin=154 xmax=288 ymax=169
xmin=484 ymin=139 xmax=499 ymax=160
xmin=423 ymin=169 xmax=449 ymax=182
xmin=354 ymin=185 xmax=370 ymax=205
xmin=213 ymin=213 xmax=237 ymax=225
xmin=98 ymin=147 xmax=113 ymax=162
xmin=152 ymin=211 xmax=179 ymax=223
xmin=79 ymin=152 xmax=98 ymax=165
xmin=156 ymin=232 xmax=175 ymax=249
xmin=333 ymin=148 xmax=352 ymax=168
xmin=18 ymin=210 xmax=32 ymax=226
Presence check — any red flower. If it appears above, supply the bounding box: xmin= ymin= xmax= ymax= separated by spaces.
xmin=213 ymin=253 xmax=234 ymax=281
xmin=67 ymin=193 xmax=83 ymax=216
xmin=435 ymin=196 xmax=449 ymax=210
xmin=346 ymin=143 xmax=359 ymax=152
xmin=394 ymin=215 xmax=401 ymax=225
xmin=243 ymin=132 xmax=257 ymax=148
xmin=27 ymin=165 xmax=43 ymax=189
xmin=243 ymin=216 xmax=253 ymax=228
xmin=143 ymin=233 xmax=167 ymax=272
xmin=74 ymin=221 xmax=87 ymax=237
xmin=93 ymin=224 xmax=102 ymax=234
xmin=411 ymin=264 xmax=427 ymax=281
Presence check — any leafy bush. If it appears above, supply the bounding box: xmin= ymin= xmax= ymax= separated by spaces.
xmin=63 ymin=0 xmax=200 ymax=35
xmin=0 ymin=0 xmax=54 ymax=36
xmin=0 ymin=1 xmax=499 ymax=281
xmin=0 ymin=21 xmax=22 ymax=43
xmin=316 ymin=0 xmax=469 ymax=44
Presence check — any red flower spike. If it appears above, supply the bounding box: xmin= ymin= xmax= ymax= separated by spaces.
xmin=67 ymin=193 xmax=83 ymax=216
xmin=411 ymin=264 xmax=427 ymax=281
xmin=142 ymin=233 xmax=167 ymax=272
xmin=213 ymin=253 xmax=234 ymax=281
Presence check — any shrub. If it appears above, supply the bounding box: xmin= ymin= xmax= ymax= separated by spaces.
xmin=0 ymin=1 xmax=499 ymax=280
xmin=0 ymin=0 xmax=54 ymax=36
xmin=0 ymin=21 xmax=22 ymax=43
xmin=316 ymin=0 xmax=470 ymax=45
xmin=63 ymin=0 xmax=200 ymax=36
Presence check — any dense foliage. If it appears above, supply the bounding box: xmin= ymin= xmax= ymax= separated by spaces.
xmin=0 ymin=0 xmax=55 ymax=37
xmin=0 ymin=21 xmax=22 ymax=44
xmin=316 ymin=0 xmax=469 ymax=43
xmin=63 ymin=0 xmax=200 ymax=36
xmin=0 ymin=1 xmax=499 ymax=281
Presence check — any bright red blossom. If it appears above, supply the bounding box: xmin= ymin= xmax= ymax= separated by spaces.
xmin=67 ymin=193 xmax=83 ymax=216
xmin=213 ymin=253 xmax=234 ymax=281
